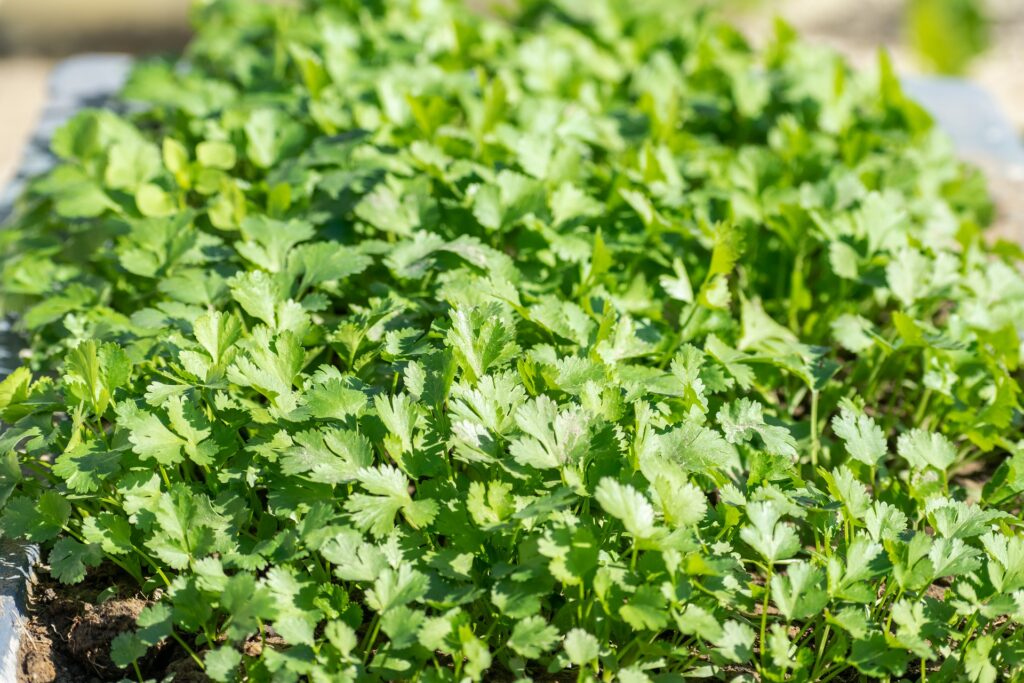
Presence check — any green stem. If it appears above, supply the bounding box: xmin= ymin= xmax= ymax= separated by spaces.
xmin=158 ymin=465 xmax=173 ymax=489
xmin=678 ymin=304 xmax=700 ymax=340
xmin=958 ymin=613 xmax=979 ymax=654
xmin=913 ymin=388 xmax=933 ymax=426
xmin=759 ymin=565 xmax=772 ymax=673
xmin=811 ymin=623 xmax=832 ymax=679
xmin=818 ymin=664 xmax=852 ymax=683
xmin=361 ymin=616 xmax=382 ymax=665
xmin=885 ymin=588 xmax=905 ymax=632
xmin=171 ymin=631 xmax=205 ymax=670
xmin=788 ymin=243 xmax=806 ymax=331
xmin=131 ymin=544 xmax=172 ymax=588
xmin=810 ymin=390 xmax=820 ymax=467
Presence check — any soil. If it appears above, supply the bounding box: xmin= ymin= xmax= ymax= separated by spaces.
xmin=17 ymin=565 xmax=207 ymax=683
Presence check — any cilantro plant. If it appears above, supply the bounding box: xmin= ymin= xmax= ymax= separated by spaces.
xmin=1 ymin=0 xmax=1022 ymax=681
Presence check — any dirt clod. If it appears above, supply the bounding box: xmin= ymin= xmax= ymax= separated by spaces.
xmin=16 ymin=566 xmax=197 ymax=683
xmin=164 ymin=656 xmax=209 ymax=683
xmin=66 ymin=597 xmax=146 ymax=676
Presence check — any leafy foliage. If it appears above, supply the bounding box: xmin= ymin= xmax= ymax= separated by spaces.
xmin=0 ymin=0 xmax=1022 ymax=680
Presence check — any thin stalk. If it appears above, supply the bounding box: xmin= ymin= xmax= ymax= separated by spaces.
xmin=811 ymin=623 xmax=832 ymax=679
xmin=131 ymin=544 xmax=172 ymax=588
xmin=171 ymin=631 xmax=205 ymax=670
xmin=810 ymin=391 xmax=820 ymax=467
xmin=361 ymin=616 xmax=382 ymax=664
xmin=818 ymin=664 xmax=852 ymax=683
xmin=759 ymin=565 xmax=772 ymax=673
xmin=958 ymin=613 xmax=979 ymax=654
xmin=913 ymin=388 xmax=933 ymax=426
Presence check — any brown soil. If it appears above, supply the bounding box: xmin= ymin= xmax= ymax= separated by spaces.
xmin=17 ymin=566 xmax=207 ymax=683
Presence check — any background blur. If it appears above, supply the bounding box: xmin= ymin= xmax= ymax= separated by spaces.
xmin=1 ymin=0 xmax=1023 ymax=188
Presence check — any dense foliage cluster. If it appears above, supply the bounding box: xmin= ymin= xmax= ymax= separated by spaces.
xmin=1 ymin=0 xmax=1023 ymax=680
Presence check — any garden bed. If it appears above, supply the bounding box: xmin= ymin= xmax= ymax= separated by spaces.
xmin=2 ymin=4 xmax=1024 ymax=681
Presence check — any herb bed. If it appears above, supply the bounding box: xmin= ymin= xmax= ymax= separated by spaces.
xmin=1 ymin=2 xmax=1024 ymax=682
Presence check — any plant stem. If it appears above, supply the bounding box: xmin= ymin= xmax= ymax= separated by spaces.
xmin=759 ymin=565 xmax=772 ymax=673
xmin=171 ymin=631 xmax=205 ymax=669
xmin=810 ymin=390 xmax=820 ymax=467
xmin=913 ymin=388 xmax=933 ymax=426
xmin=361 ymin=616 xmax=382 ymax=664
xmin=818 ymin=664 xmax=852 ymax=683
xmin=811 ymin=623 xmax=832 ymax=679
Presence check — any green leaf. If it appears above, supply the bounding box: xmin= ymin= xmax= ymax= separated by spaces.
xmin=282 ymin=428 xmax=372 ymax=484
xmin=63 ymin=340 xmax=131 ymax=416
xmin=714 ymin=620 xmax=755 ymax=663
xmin=771 ymin=560 xmax=827 ymax=621
xmin=594 ymin=478 xmax=658 ymax=541
xmin=740 ymin=501 xmax=800 ymax=564
xmin=886 ymin=247 xmax=930 ymax=307
xmin=508 ymin=615 xmax=559 ymax=659
xmin=832 ymin=407 xmax=887 ymax=466
xmin=620 ymin=585 xmax=669 ymax=631
xmin=717 ymin=398 xmax=797 ymax=458
xmin=849 ymin=632 xmax=909 ymax=677
xmin=48 ymin=537 xmax=103 ymax=583
xmin=345 ymin=465 xmax=437 ymax=537
xmin=301 ymin=380 xmax=367 ymax=421
xmin=896 ymin=428 xmax=957 ymax=471
xmin=365 ymin=564 xmax=430 ymax=613
xmin=118 ymin=402 xmax=186 ymax=465
xmin=197 ymin=140 xmax=237 ymax=170
xmin=510 ymin=396 xmax=591 ymax=470
xmin=1 ymin=493 xmax=70 ymax=542
xmin=136 ymin=183 xmax=176 ymax=217
xmin=563 ymin=628 xmax=600 ymax=666
xmin=111 ymin=632 xmax=149 ymax=668
xmin=81 ymin=511 xmax=134 ymax=555
xmin=446 ymin=304 xmax=520 ymax=383
xmin=204 ymin=646 xmax=243 ymax=682
xmin=964 ymin=635 xmax=998 ymax=683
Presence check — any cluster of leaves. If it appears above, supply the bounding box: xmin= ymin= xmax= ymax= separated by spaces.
xmin=1 ymin=0 xmax=1023 ymax=680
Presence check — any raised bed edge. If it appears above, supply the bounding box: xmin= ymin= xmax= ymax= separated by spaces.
xmin=0 ymin=53 xmax=132 ymax=683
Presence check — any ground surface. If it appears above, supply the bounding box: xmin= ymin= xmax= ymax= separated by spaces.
xmin=17 ymin=567 xmax=203 ymax=683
